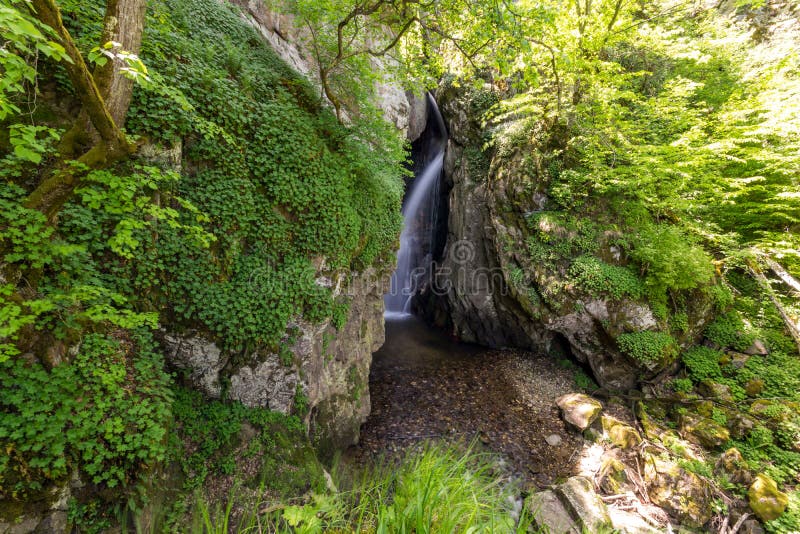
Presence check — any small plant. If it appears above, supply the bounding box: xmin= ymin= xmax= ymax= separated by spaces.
xmin=616 ymin=330 xmax=678 ymax=366
xmin=682 ymin=346 xmax=723 ymax=382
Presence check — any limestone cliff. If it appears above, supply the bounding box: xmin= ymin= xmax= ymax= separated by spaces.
xmin=418 ymin=81 xmax=715 ymax=390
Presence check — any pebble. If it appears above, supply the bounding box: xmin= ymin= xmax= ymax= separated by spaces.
xmin=546 ymin=434 xmax=563 ymax=446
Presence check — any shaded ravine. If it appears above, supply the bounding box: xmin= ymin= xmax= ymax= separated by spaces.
xmin=347 ymin=315 xmax=591 ymax=489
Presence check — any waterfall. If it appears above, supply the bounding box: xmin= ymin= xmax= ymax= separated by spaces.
xmin=385 ymin=93 xmax=448 ymax=318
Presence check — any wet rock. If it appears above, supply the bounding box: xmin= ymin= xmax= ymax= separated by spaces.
xmin=745 ymin=339 xmax=769 ymax=356
xmin=643 ymin=452 xmax=713 ymax=528
xmin=679 ymin=413 xmax=730 ymax=449
xmin=748 ymin=473 xmax=788 ymax=522
xmin=557 ymin=393 xmax=603 ymax=431
xmin=602 ymin=415 xmax=642 ymax=449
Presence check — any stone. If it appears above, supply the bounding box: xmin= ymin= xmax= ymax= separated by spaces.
xmin=748 ymin=473 xmax=788 ymax=522
xmin=745 ymin=378 xmax=765 ymax=397
xmin=557 ymin=393 xmax=603 ymax=431
xmin=744 ymin=339 xmax=769 ymax=356
xmin=597 ymin=456 xmax=630 ymax=495
xmin=716 ymin=448 xmax=753 ymax=486
xmin=555 ymin=476 xmax=613 ymax=532
xmin=546 ymin=434 xmax=563 ymax=446
xmin=527 ymin=490 xmax=579 ymax=534
xmin=679 ymin=413 xmax=730 ymax=449
xmin=643 ymin=453 xmax=713 ymax=528
xmin=161 ymin=332 xmax=226 ymax=398
xmin=727 ymin=413 xmax=756 ymax=440
xmin=602 ymin=415 xmax=642 ymax=449
xmin=608 ymin=508 xmax=663 ymax=534
xmin=697 ymin=380 xmax=735 ymax=402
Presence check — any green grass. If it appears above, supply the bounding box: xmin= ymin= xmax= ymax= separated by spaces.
xmin=187 ymin=442 xmax=530 ymax=533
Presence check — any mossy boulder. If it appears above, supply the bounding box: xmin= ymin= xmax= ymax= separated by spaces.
xmin=748 ymin=473 xmax=788 ymax=522
xmin=679 ymin=413 xmax=730 ymax=449
xmin=557 ymin=393 xmax=603 ymax=431
xmin=601 ymin=415 xmax=642 ymax=449
xmin=643 ymin=452 xmax=713 ymax=528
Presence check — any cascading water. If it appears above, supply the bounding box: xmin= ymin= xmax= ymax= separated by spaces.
xmin=385 ymin=93 xmax=448 ymax=318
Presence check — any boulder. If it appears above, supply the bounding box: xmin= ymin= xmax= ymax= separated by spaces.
xmin=679 ymin=413 xmax=730 ymax=449
xmin=597 ymin=456 xmax=631 ymax=495
xmin=528 ymin=490 xmax=580 ymax=534
xmin=643 ymin=453 xmax=713 ymax=528
xmin=555 ymin=476 xmax=612 ymax=531
xmin=716 ymin=448 xmax=753 ymax=486
xmin=744 ymin=339 xmax=769 ymax=356
xmin=608 ymin=508 xmax=663 ymax=534
xmin=748 ymin=473 xmax=788 ymax=522
xmin=602 ymin=415 xmax=642 ymax=449
xmin=527 ymin=476 xmax=613 ymax=533
xmin=557 ymin=393 xmax=603 ymax=431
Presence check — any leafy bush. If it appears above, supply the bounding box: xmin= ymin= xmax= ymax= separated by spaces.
xmin=0 ymin=332 xmax=172 ymax=498
xmin=629 ymin=224 xmax=714 ymax=296
xmin=617 ymin=330 xmax=678 ymax=366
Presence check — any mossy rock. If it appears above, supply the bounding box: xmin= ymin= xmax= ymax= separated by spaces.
xmin=601 ymin=415 xmax=642 ymax=450
xmin=679 ymin=413 xmax=730 ymax=449
xmin=748 ymin=473 xmax=788 ymax=522
xmin=557 ymin=393 xmax=603 ymax=432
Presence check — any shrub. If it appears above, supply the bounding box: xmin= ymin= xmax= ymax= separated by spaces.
xmin=0 ymin=332 xmax=172 ymax=498
xmin=705 ymin=312 xmax=755 ymax=351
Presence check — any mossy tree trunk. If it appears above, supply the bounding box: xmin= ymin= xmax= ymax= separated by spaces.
xmin=24 ymin=0 xmax=143 ymax=223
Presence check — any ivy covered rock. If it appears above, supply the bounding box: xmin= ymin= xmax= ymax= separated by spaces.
xmin=748 ymin=473 xmax=788 ymax=522
xmin=416 ymin=81 xmax=718 ymax=390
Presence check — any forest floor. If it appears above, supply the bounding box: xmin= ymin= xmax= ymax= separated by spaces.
xmin=345 ymin=315 xmax=635 ymax=490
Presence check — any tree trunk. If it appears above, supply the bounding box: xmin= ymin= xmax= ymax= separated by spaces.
xmin=25 ymin=0 xmax=141 ymax=221
xmin=95 ymin=0 xmax=148 ymax=128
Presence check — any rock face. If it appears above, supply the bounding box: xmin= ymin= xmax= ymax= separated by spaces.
xmin=163 ymin=267 xmax=390 ymax=458
xmin=419 ymin=81 xmax=714 ymax=389
xmin=231 ymin=0 xmax=426 ymax=142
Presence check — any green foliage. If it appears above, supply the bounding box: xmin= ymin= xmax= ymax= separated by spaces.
xmin=616 ymin=331 xmax=678 ymax=366
xmin=682 ymin=346 xmax=723 ymax=382
xmin=569 ymin=255 xmax=643 ymax=300
xmin=0 ymin=0 xmax=70 ymax=120
xmin=0 ymin=331 xmax=172 ymax=499
xmin=672 ymin=378 xmax=694 ymax=393
xmin=705 ymin=312 xmax=755 ymax=351
xmin=236 ymin=442 xmax=527 ymax=533
xmin=168 ymin=387 xmax=311 ymax=494
xmin=628 ymin=224 xmax=714 ymax=297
